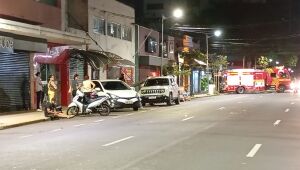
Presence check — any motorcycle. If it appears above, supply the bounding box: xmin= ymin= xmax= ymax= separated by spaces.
xmin=67 ymin=88 xmax=111 ymax=116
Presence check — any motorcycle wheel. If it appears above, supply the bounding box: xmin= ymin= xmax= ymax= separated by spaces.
xmin=67 ymin=106 xmax=79 ymax=116
xmin=99 ymin=103 xmax=110 ymax=116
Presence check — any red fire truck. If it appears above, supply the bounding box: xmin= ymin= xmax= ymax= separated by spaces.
xmin=222 ymin=67 xmax=291 ymax=94
xmin=223 ymin=69 xmax=267 ymax=94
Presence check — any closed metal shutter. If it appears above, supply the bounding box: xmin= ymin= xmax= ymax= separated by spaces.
xmin=69 ymin=56 xmax=84 ymax=82
xmin=0 ymin=52 xmax=30 ymax=113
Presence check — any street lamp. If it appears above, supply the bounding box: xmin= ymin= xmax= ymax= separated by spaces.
xmin=206 ymin=30 xmax=222 ymax=72
xmin=161 ymin=8 xmax=183 ymax=75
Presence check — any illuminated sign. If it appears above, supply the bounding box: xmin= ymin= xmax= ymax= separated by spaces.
xmin=0 ymin=36 xmax=14 ymax=53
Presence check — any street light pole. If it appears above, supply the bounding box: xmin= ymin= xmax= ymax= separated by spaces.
xmin=161 ymin=16 xmax=165 ymax=76
xmin=206 ymin=34 xmax=209 ymax=72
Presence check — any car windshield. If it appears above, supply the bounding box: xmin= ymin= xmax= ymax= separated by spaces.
xmin=144 ymin=78 xmax=169 ymax=86
xmin=101 ymin=81 xmax=130 ymax=90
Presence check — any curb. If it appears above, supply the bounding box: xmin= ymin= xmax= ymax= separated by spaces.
xmin=0 ymin=118 xmax=50 ymax=130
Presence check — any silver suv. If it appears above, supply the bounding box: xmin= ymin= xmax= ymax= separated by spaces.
xmin=139 ymin=76 xmax=180 ymax=106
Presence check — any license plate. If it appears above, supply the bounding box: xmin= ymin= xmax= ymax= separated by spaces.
xmin=148 ymin=96 xmax=156 ymax=99
xmin=125 ymin=100 xmax=133 ymax=104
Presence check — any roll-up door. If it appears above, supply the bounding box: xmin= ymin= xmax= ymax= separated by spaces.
xmin=0 ymin=52 xmax=30 ymax=113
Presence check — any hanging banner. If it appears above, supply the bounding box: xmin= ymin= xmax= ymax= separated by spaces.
xmin=0 ymin=36 xmax=14 ymax=53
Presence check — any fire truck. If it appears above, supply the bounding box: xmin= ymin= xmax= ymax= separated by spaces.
xmin=264 ymin=66 xmax=291 ymax=93
xmin=222 ymin=66 xmax=291 ymax=94
xmin=223 ymin=69 xmax=267 ymax=94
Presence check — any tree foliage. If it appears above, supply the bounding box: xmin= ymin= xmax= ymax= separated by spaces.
xmin=257 ymin=56 xmax=269 ymax=69
xmin=209 ymin=55 xmax=228 ymax=71
xmin=284 ymin=55 xmax=298 ymax=68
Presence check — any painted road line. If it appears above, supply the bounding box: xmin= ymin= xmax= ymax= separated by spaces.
xmin=141 ymin=111 xmax=147 ymax=113
xmin=94 ymin=119 xmax=104 ymax=123
xmin=291 ymin=102 xmax=295 ymax=105
xmin=74 ymin=124 xmax=85 ymax=127
xmin=126 ymin=113 xmax=134 ymax=116
xmin=50 ymin=129 xmax=62 ymax=133
xmin=273 ymin=120 xmax=281 ymax=126
xmin=217 ymin=107 xmax=225 ymax=110
xmin=246 ymin=144 xmax=262 ymax=158
xmin=102 ymin=136 xmax=135 ymax=147
xmin=182 ymin=116 xmax=194 ymax=121
xmin=285 ymin=108 xmax=290 ymax=113
xmin=20 ymin=135 xmax=33 ymax=139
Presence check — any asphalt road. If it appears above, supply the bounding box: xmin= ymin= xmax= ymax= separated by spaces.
xmin=0 ymin=93 xmax=300 ymax=170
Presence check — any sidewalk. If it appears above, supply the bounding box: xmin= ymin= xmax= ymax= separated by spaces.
xmin=0 ymin=111 xmax=49 ymax=130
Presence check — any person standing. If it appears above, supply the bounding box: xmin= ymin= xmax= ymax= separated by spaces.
xmin=35 ymin=72 xmax=43 ymax=111
xmin=81 ymin=75 xmax=95 ymax=103
xmin=70 ymin=74 xmax=80 ymax=98
xmin=47 ymin=74 xmax=57 ymax=103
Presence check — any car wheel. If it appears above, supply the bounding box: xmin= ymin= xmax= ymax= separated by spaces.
xmin=149 ymin=103 xmax=154 ymax=106
xmin=166 ymin=93 xmax=172 ymax=106
xmin=133 ymin=106 xmax=139 ymax=111
xmin=141 ymin=102 xmax=146 ymax=107
xmin=277 ymin=85 xmax=285 ymax=93
xmin=236 ymin=86 xmax=245 ymax=94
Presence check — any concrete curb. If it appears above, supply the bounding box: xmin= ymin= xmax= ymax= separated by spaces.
xmin=0 ymin=118 xmax=50 ymax=130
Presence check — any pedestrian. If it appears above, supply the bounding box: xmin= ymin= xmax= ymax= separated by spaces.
xmin=81 ymin=75 xmax=95 ymax=103
xmin=35 ymin=72 xmax=43 ymax=111
xmin=47 ymin=74 xmax=57 ymax=102
xmin=119 ymin=73 xmax=125 ymax=82
xmin=69 ymin=74 xmax=81 ymax=98
xmin=44 ymin=97 xmax=73 ymax=119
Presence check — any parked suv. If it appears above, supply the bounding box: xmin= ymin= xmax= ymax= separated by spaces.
xmin=139 ymin=76 xmax=180 ymax=106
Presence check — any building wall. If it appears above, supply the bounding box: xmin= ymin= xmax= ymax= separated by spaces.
xmin=138 ymin=26 xmax=159 ymax=57
xmin=0 ymin=0 xmax=62 ymax=30
xmin=87 ymin=0 xmax=135 ymax=62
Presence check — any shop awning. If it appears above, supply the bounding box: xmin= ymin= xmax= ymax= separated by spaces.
xmin=95 ymin=51 xmax=135 ymax=67
xmin=69 ymin=49 xmax=109 ymax=70
xmin=194 ymin=59 xmax=207 ymax=66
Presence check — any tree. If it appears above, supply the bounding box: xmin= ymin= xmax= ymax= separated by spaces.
xmin=284 ymin=55 xmax=298 ymax=68
xmin=209 ymin=55 xmax=228 ymax=72
xmin=257 ymin=56 xmax=269 ymax=69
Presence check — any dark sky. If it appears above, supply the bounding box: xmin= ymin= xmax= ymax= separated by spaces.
xmin=119 ymin=0 xmax=300 ymax=72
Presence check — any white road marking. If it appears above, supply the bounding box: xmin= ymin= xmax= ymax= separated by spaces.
xmin=126 ymin=113 xmax=134 ymax=116
xmin=182 ymin=116 xmax=194 ymax=121
xmin=102 ymin=136 xmax=135 ymax=147
xmin=20 ymin=135 xmax=33 ymax=139
xmin=285 ymin=108 xmax=290 ymax=113
xmin=291 ymin=102 xmax=295 ymax=105
xmin=141 ymin=111 xmax=147 ymax=113
xmin=247 ymin=144 xmax=262 ymax=157
xmin=74 ymin=124 xmax=85 ymax=127
xmin=217 ymin=107 xmax=225 ymax=110
xmin=150 ymin=108 xmax=156 ymax=111
xmin=242 ymin=109 xmax=247 ymax=112
xmin=273 ymin=120 xmax=281 ymax=126
xmin=237 ymin=101 xmax=243 ymax=104
xmin=113 ymin=116 xmax=121 ymax=119
xmin=94 ymin=119 xmax=104 ymax=123
xmin=50 ymin=129 xmax=62 ymax=133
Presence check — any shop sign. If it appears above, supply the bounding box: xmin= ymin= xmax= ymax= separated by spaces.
xmin=0 ymin=36 xmax=14 ymax=53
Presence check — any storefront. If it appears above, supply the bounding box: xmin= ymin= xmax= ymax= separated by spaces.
xmin=0 ymin=33 xmax=47 ymax=113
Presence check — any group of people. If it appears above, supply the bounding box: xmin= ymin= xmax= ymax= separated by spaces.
xmin=35 ymin=72 xmax=127 ymax=119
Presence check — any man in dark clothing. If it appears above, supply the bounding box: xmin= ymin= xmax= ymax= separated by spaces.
xmin=44 ymin=98 xmax=73 ymax=119
xmin=70 ymin=74 xmax=81 ymax=98
xmin=119 ymin=73 xmax=125 ymax=82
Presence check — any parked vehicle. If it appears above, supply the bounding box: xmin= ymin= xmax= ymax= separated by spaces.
xmin=222 ymin=66 xmax=292 ymax=94
xmin=66 ymin=89 xmax=111 ymax=116
xmin=139 ymin=76 xmax=180 ymax=106
xmin=93 ymin=80 xmax=141 ymax=111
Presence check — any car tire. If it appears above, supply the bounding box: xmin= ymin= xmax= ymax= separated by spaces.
xmin=277 ymin=85 xmax=285 ymax=93
xmin=149 ymin=103 xmax=154 ymax=106
xmin=133 ymin=106 xmax=139 ymax=111
xmin=236 ymin=86 xmax=245 ymax=94
xmin=167 ymin=93 xmax=172 ymax=106
xmin=141 ymin=102 xmax=146 ymax=107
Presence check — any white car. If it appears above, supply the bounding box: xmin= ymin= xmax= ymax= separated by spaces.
xmin=93 ymin=80 xmax=141 ymax=111
xmin=139 ymin=76 xmax=180 ymax=106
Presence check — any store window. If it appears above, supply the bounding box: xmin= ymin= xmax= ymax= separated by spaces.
xmin=122 ymin=25 xmax=132 ymax=41
xmin=107 ymin=22 xmax=121 ymax=38
xmin=93 ymin=17 xmax=106 ymax=35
